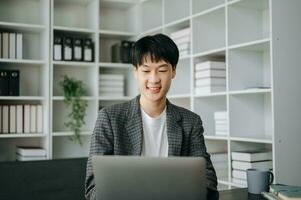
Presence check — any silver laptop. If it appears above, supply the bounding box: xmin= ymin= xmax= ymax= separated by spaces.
xmin=92 ymin=156 xmax=207 ymax=200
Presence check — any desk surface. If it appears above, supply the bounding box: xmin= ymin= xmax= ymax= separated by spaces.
xmin=220 ymin=188 xmax=266 ymax=200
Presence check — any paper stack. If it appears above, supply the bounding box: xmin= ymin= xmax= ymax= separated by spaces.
xmin=231 ymin=150 xmax=273 ymax=186
xmin=211 ymin=152 xmax=228 ymax=181
xmin=214 ymin=111 xmax=228 ymax=136
xmin=170 ymin=28 xmax=191 ymax=57
xmin=16 ymin=146 xmax=47 ymax=161
xmin=99 ymin=74 xmax=124 ymax=97
xmin=194 ymin=61 xmax=226 ymax=95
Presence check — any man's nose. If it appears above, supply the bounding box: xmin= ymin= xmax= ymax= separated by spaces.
xmin=149 ymin=71 xmax=160 ymax=83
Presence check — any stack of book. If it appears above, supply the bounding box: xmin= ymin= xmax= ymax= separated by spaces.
xmin=262 ymin=184 xmax=301 ymax=200
xmin=170 ymin=28 xmax=190 ymax=57
xmin=99 ymin=74 xmax=124 ymax=97
xmin=16 ymin=146 xmax=47 ymax=161
xmin=211 ymin=152 xmax=228 ymax=181
xmin=194 ymin=61 xmax=226 ymax=95
xmin=0 ymin=104 xmax=43 ymax=134
xmin=214 ymin=111 xmax=228 ymax=136
xmin=231 ymin=150 xmax=273 ymax=186
xmin=0 ymin=31 xmax=23 ymax=59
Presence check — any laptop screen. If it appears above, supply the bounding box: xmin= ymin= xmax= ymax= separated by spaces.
xmin=92 ymin=156 xmax=207 ymax=200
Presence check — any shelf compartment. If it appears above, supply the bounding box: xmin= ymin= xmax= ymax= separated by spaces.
xmin=0 ymin=0 xmax=48 ymax=25
xmin=228 ymin=0 xmax=270 ymax=45
xmin=192 ymin=0 xmax=225 ymax=15
xmin=0 ymin=63 xmax=48 ymax=96
xmin=53 ymin=0 xmax=98 ymax=30
xmin=0 ymin=137 xmax=47 ymax=161
xmin=192 ymin=7 xmax=225 ymax=54
xmin=169 ymin=58 xmax=191 ymax=96
xmin=164 ymin=0 xmax=190 ymax=24
xmin=52 ymin=136 xmax=90 ymax=159
xmin=229 ymin=93 xmax=272 ymax=140
xmin=99 ymin=67 xmax=139 ymax=97
xmin=138 ymin=0 xmax=163 ymax=33
xmin=53 ymin=65 xmax=97 ymax=97
xmin=52 ymin=100 xmax=97 ymax=133
xmin=100 ymin=0 xmax=138 ymax=33
xmin=228 ymin=40 xmax=271 ymax=92
xmin=194 ymin=96 xmax=227 ymax=136
xmin=99 ymin=36 xmax=134 ymax=63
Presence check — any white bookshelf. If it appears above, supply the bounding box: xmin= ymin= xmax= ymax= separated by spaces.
xmin=0 ymin=0 xmax=50 ymax=161
xmin=0 ymin=0 xmax=301 ymax=188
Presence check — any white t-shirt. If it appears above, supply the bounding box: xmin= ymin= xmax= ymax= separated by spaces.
xmin=141 ymin=107 xmax=168 ymax=157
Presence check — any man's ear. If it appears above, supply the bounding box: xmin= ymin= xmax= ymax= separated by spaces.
xmin=172 ymin=68 xmax=176 ymax=79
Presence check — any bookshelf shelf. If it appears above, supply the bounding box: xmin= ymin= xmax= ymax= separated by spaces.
xmin=52 ymin=96 xmax=97 ymax=101
xmin=230 ymin=136 xmax=273 ymax=144
xmin=0 ymin=59 xmax=46 ymax=65
xmin=204 ymin=135 xmax=228 ymax=141
xmin=53 ymin=61 xmax=95 ymax=67
xmin=192 ymin=3 xmax=226 ymax=18
xmin=99 ymin=62 xmax=132 ymax=69
xmin=228 ymin=89 xmax=271 ymax=95
xmin=194 ymin=92 xmax=227 ymax=98
xmin=0 ymin=134 xmax=46 ymax=138
xmin=52 ymin=131 xmax=92 ymax=137
xmin=53 ymin=26 xmax=96 ymax=34
xmin=0 ymin=21 xmax=46 ymax=33
xmin=0 ymin=96 xmax=46 ymax=101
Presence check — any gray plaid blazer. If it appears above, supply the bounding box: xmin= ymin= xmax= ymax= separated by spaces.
xmin=85 ymin=96 xmax=218 ymax=200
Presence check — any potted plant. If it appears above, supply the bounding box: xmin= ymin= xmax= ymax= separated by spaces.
xmin=60 ymin=75 xmax=88 ymax=145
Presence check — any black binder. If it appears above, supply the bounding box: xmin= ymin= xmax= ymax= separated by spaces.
xmin=8 ymin=70 xmax=20 ymax=96
xmin=83 ymin=38 xmax=93 ymax=62
xmin=0 ymin=70 xmax=9 ymax=96
xmin=120 ymin=40 xmax=134 ymax=63
xmin=63 ymin=37 xmax=73 ymax=61
xmin=53 ymin=35 xmax=63 ymax=61
xmin=73 ymin=38 xmax=83 ymax=61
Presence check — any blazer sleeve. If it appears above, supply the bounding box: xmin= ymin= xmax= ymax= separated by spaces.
xmin=85 ymin=109 xmax=114 ymax=200
xmin=189 ymin=116 xmax=219 ymax=200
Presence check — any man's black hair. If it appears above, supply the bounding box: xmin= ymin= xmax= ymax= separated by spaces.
xmin=131 ymin=33 xmax=179 ymax=68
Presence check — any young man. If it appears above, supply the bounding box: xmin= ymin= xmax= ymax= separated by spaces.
xmin=85 ymin=34 xmax=218 ymax=199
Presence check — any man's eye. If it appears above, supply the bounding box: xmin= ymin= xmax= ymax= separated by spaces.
xmin=159 ymin=70 xmax=168 ymax=72
xmin=142 ymin=71 xmax=150 ymax=73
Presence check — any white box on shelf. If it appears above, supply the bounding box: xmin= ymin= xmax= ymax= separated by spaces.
xmin=231 ymin=151 xmax=272 ymax=162
xmin=195 ymin=61 xmax=226 ymax=71
xmin=37 ymin=105 xmax=43 ymax=133
xmin=195 ymin=69 xmax=226 ymax=79
xmin=2 ymin=32 xmax=9 ymax=59
xmin=99 ymin=74 xmax=124 ymax=81
xmin=23 ymin=105 xmax=31 ymax=133
xmin=16 ymin=146 xmax=47 ymax=157
xmin=30 ymin=105 xmax=37 ymax=133
xmin=232 ymin=160 xmax=273 ymax=171
xmin=170 ymin=28 xmax=190 ymax=39
xmin=16 ymin=154 xmax=47 ymax=161
xmin=214 ymin=111 xmax=228 ymax=120
xmin=232 ymin=169 xmax=247 ymax=180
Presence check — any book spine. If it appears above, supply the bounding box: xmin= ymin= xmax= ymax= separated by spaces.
xmin=2 ymin=32 xmax=9 ymax=59
xmin=23 ymin=105 xmax=30 ymax=133
xmin=16 ymin=105 xmax=23 ymax=133
xmin=30 ymin=105 xmax=37 ymax=133
xmin=8 ymin=70 xmax=20 ymax=96
xmin=0 ymin=70 xmax=9 ymax=96
xmin=16 ymin=33 xmax=23 ymax=59
xmin=9 ymin=33 xmax=16 ymax=59
xmin=2 ymin=105 xmax=9 ymax=133
xmin=9 ymin=105 xmax=16 ymax=133
xmin=36 ymin=105 xmax=43 ymax=133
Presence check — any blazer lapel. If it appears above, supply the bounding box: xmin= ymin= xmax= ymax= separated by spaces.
xmin=125 ymin=96 xmax=143 ymax=155
xmin=166 ymin=100 xmax=183 ymax=156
